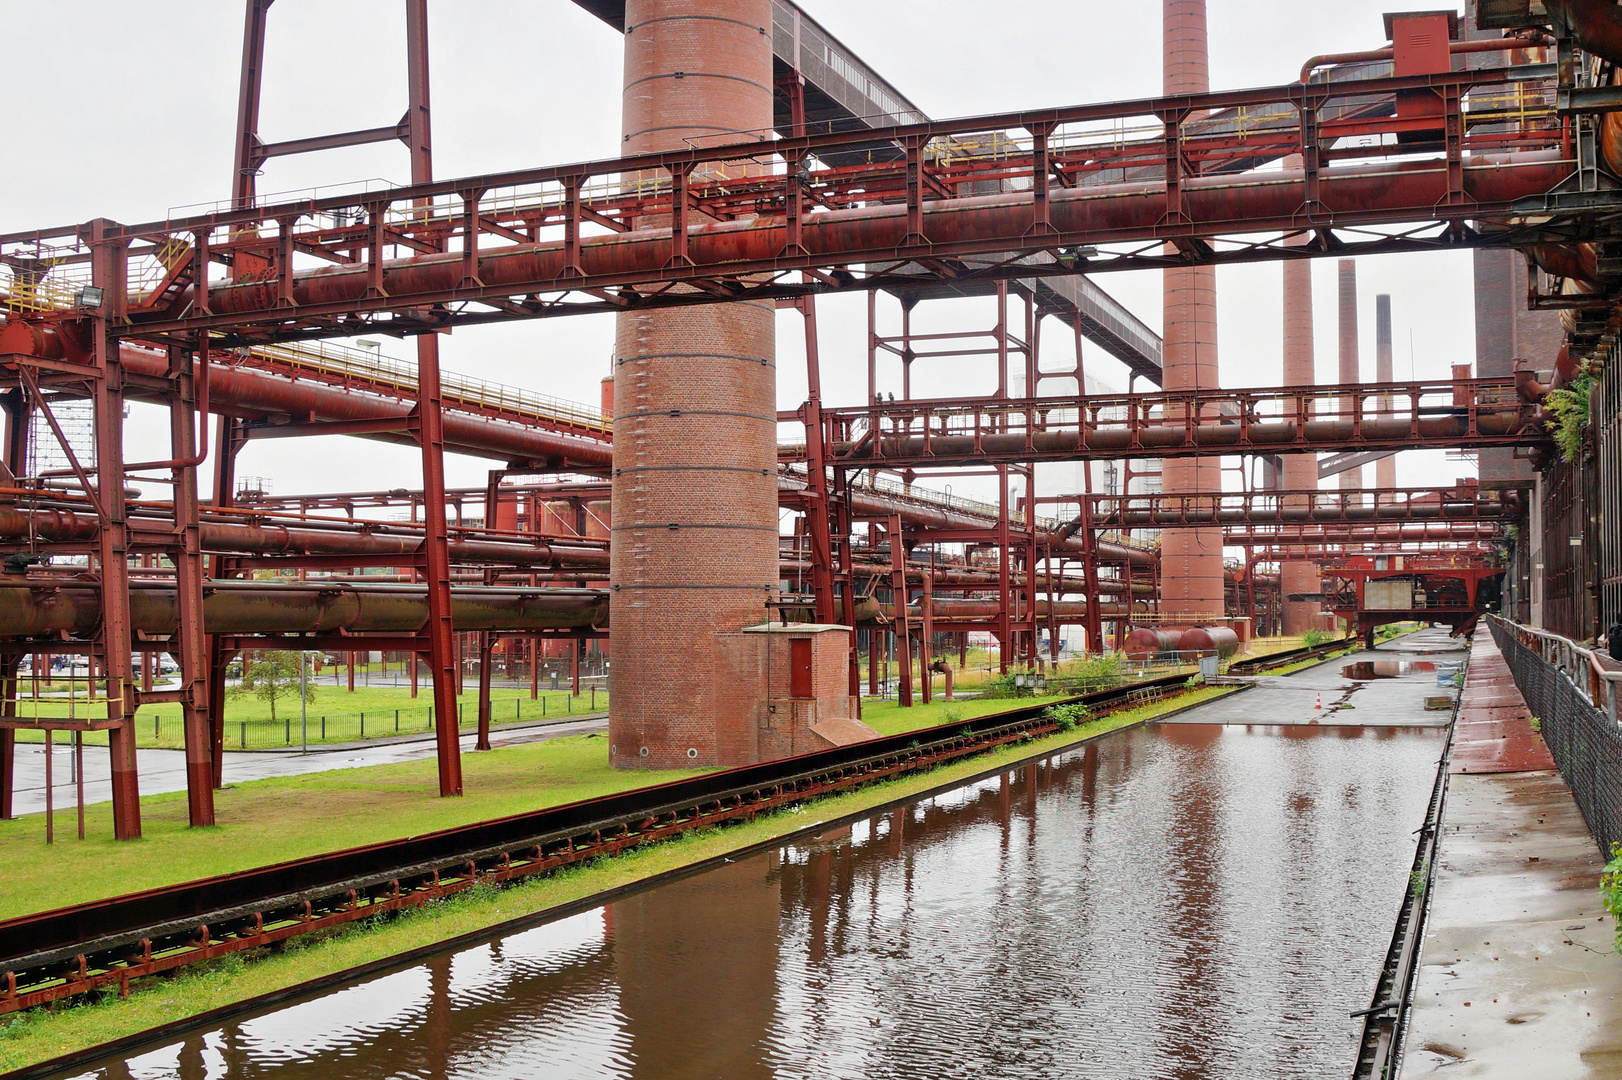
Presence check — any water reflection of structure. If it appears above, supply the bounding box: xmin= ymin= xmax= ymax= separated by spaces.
xmin=58 ymin=722 xmax=1443 ymax=1080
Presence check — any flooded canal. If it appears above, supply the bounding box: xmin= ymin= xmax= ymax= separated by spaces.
xmin=61 ymin=722 xmax=1445 ymax=1080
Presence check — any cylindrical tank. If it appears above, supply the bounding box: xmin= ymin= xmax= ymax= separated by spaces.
xmin=1125 ymin=627 xmax=1182 ymax=661
xmin=1179 ymin=626 xmax=1240 ymax=659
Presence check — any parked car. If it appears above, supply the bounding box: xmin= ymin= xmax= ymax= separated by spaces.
xmin=133 ymin=653 xmax=180 ymax=676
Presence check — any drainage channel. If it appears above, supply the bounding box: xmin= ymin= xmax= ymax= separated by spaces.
xmin=1351 ymin=657 xmax=1461 ymax=1079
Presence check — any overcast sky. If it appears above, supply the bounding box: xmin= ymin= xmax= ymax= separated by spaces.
xmin=1 ymin=1 xmax=1481 ymax=504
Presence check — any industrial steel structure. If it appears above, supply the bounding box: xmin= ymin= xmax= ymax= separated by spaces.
xmin=10 ymin=0 xmax=1622 ymax=842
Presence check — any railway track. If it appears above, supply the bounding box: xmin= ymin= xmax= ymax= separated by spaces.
xmin=1 ymin=671 xmax=1198 ymax=1016
xmin=1228 ymin=636 xmax=1357 ymax=675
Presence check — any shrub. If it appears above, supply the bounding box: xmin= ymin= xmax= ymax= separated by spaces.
xmin=1042 ymin=701 xmax=1093 ymax=732
xmin=984 ymin=672 xmax=1020 ymax=698
xmin=1302 ymin=628 xmax=1333 ymax=649
xmin=1545 ymin=369 xmax=1597 ymax=465
xmin=1603 ymin=844 xmax=1622 ymax=954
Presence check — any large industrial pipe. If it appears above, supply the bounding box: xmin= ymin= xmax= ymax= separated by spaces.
xmin=1547 ymin=0 xmax=1622 ymax=67
xmin=181 ymin=152 xmax=1574 ymax=322
xmin=0 ymin=324 xmax=615 ymax=472
xmin=1101 ymin=496 xmax=1517 ymax=526
xmin=833 ymin=409 xmax=1531 ymax=461
xmin=0 ymin=505 xmax=612 ymax=568
xmin=0 ymin=580 xmax=610 ymax=639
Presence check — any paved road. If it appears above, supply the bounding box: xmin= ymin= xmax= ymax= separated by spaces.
xmin=5 ymin=716 xmax=607 ymax=819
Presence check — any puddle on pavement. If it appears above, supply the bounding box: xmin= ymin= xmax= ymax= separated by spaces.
xmin=1342 ymin=660 xmax=1436 ymax=680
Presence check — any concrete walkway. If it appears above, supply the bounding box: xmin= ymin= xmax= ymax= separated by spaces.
xmin=5 ymin=715 xmax=608 ymax=818
xmin=1402 ymin=626 xmax=1622 ymax=1078
xmin=1165 ymin=627 xmax=1466 ymax=728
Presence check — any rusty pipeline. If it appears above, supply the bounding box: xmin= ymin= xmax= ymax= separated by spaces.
xmin=0 ymin=579 xmax=609 ymax=639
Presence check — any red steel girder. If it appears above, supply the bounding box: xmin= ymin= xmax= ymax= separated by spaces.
xmin=822 ymin=377 xmax=1544 ymax=469
xmin=1083 ymin=486 xmax=1525 ymax=528
xmin=1222 ymin=522 xmax=1503 ymax=545
xmin=0 ymin=64 xmax=1585 ymax=346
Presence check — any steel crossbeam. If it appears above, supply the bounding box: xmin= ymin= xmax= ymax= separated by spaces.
xmin=1083 ymin=486 xmax=1525 ymax=527
xmin=820 ymin=377 xmax=1544 ymax=469
xmin=0 ymin=63 xmax=1594 ymax=349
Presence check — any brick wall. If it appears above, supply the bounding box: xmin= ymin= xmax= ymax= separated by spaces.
xmin=609 ymin=1 xmax=778 ymax=768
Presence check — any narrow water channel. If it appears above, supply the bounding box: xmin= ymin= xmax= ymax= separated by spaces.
xmin=62 ymin=721 xmax=1444 ymax=1080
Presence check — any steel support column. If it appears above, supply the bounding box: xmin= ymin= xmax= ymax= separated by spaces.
xmin=405 ymin=0 xmax=461 ymax=796
xmin=889 ymin=515 xmax=912 ymax=707
xmin=168 ymin=344 xmax=214 ymax=827
xmin=89 ymin=222 xmax=142 ymax=839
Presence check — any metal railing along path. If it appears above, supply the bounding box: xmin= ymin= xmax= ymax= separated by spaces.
xmin=1487 ymin=615 xmax=1622 ymax=856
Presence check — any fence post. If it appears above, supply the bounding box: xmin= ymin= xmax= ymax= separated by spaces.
xmin=360 ymin=712 xmax=365 ymax=738
xmin=240 ymin=721 xmax=246 ymax=747
xmin=396 ymin=709 xmax=400 ymax=732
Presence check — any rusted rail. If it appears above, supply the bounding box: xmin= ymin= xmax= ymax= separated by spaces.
xmin=1228 ymin=637 xmax=1357 ymax=675
xmin=0 ymin=672 xmax=1191 ymax=1016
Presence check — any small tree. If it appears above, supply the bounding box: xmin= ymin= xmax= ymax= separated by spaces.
xmin=230 ymin=651 xmax=316 ymax=723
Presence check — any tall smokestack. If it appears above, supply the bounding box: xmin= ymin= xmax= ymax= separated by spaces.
xmin=1160 ymin=0 xmax=1226 ymax=625
xmin=609 ymin=1 xmax=778 ymax=769
xmin=1375 ymin=295 xmax=1397 ymax=490
xmin=1280 ymin=182 xmax=1319 ymax=636
xmin=1337 ymin=260 xmax=1362 ymax=492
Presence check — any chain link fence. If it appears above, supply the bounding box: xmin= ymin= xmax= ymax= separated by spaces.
xmin=1488 ymin=618 xmax=1622 ymax=856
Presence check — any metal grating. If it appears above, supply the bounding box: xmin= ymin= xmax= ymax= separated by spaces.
xmin=1489 ymin=618 xmax=1622 ymax=857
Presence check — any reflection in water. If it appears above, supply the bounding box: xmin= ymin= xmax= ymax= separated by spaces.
xmin=59 ymin=723 xmax=1442 ymax=1080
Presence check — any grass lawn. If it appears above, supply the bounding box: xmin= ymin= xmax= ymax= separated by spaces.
xmin=857 ymin=694 xmax=1040 ymax=736
xmin=0 ymin=732 xmax=683 ymax=922
xmin=8 ymin=685 xmax=607 ymax=750
xmin=0 ymin=691 xmax=994 ymax=922
xmin=0 ymin=685 xmax=1234 ymax=1072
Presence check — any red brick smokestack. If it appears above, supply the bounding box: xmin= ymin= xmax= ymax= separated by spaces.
xmin=610 ymin=1 xmax=778 ymax=768
xmin=1160 ymin=0 xmax=1225 ymax=623
xmin=1280 ymin=183 xmax=1320 ymax=636
xmin=1338 ymin=260 xmax=1363 ymax=492
xmin=1375 ymin=294 xmax=1397 ymax=489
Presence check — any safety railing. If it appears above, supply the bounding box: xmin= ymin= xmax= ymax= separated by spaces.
xmin=1487 ymin=614 xmax=1622 ymax=856
xmin=241 ymin=339 xmax=610 ymax=434
xmin=828 ymin=377 xmax=1538 ymax=467
xmin=0 ymin=59 xmax=1572 ymax=343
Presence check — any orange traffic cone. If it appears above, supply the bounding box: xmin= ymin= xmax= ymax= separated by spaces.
xmin=1314 ymin=693 xmax=1323 ymax=710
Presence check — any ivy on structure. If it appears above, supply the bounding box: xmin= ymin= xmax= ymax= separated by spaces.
xmin=1544 ymin=369 xmax=1598 ymax=465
